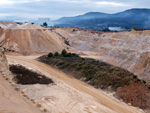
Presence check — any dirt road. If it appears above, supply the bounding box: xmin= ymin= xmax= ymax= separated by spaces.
xmin=7 ymin=55 xmax=144 ymax=113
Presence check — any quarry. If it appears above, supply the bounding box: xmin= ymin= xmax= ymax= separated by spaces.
xmin=0 ymin=22 xmax=149 ymax=113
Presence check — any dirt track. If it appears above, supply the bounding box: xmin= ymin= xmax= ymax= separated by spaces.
xmin=0 ymin=69 xmax=42 ymax=113
xmin=7 ymin=55 xmax=144 ymax=113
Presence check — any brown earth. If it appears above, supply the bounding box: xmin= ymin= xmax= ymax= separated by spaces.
xmin=116 ymin=83 xmax=150 ymax=110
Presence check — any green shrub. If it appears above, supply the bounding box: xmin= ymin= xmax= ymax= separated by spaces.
xmin=71 ymin=53 xmax=79 ymax=57
xmin=54 ymin=52 xmax=59 ymax=56
xmin=61 ymin=49 xmax=67 ymax=56
xmin=43 ymin=22 xmax=47 ymax=27
xmin=133 ymin=75 xmax=137 ymax=79
xmin=64 ymin=53 xmax=79 ymax=57
xmin=48 ymin=53 xmax=53 ymax=57
xmin=66 ymin=53 xmax=72 ymax=57
xmin=56 ymin=62 xmax=65 ymax=66
xmin=142 ymin=80 xmax=146 ymax=84
xmin=81 ymin=58 xmax=85 ymax=60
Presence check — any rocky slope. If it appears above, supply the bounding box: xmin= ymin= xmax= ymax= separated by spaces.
xmin=55 ymin=28 xmax=150 ymax=84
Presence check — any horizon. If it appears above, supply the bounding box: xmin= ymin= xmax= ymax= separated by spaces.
xmin=0 ymin=0 xmax=150 ymax=21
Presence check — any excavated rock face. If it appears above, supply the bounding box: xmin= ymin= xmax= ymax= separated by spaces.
xmin=0 ymin=48 xmax=9 ymax=76
xmin=130 ymin=52 xmax=150 ymax=83
xmin=56 ymin=28 xmax=150 ymax=83
xmin=116 ymin=83 xmax=150 ymax=110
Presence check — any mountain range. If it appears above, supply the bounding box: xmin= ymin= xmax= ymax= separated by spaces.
xmin=55 ymin=8 xmax=150 ymax=31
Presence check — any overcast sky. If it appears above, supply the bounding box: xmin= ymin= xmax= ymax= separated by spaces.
xmin=0 ymin=0 xmax=149 ymax=20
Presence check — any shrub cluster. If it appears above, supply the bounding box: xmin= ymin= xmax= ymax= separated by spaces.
xmin=9 ymin=65 xmax=53 ymax=85
xmin=38 ymin=52 xmax=141 ymax=91
xmin=48 ymin=49 xmax=79 ymax=58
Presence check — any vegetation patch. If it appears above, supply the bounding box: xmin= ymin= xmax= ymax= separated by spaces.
xmin=9 ymin=65 xmax=53 ymax=85
xmin=38 ymin=50 xmax=141 ymax=91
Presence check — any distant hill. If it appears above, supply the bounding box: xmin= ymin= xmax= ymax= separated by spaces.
xmin=55 ymin=8 xmax=150 ymax=31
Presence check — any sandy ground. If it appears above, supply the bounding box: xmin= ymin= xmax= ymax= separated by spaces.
xmin=0 ymin=73 xmax=42 ymax=113
xmin=6 ymin=55 xmax=145 ymax=113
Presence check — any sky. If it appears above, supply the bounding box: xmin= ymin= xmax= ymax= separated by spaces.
xmin=0 ymin=0 xmax=150 ymax=20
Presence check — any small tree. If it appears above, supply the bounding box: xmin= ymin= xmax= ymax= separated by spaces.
xmin=48 ymin=52 xmax=53 ymax=57
xmin=54 ymin=52 xmax=59 ymax=56
xmin=43 ymin=22 xmax=48 ymax=27
xmin=61 ymin=49 xmax=67 ymax=56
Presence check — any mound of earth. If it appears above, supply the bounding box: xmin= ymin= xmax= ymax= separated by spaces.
xmin=0 ymin=25 xmax=69 ymax=54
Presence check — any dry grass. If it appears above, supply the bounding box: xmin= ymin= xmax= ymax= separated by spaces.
xmin=9 ymin=65 xmax=54 ymax=85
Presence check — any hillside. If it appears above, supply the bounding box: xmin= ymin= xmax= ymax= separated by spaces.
xmin=55 ymin=8 xmax=150 ymax=30
xmin=0 ymin=23 xmax=70 ymax=55
xmin=54 ymin=28 xmax=150 ymax=85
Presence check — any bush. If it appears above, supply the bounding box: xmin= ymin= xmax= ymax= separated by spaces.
xmin=48 ymin=53 xmax=53 ymax=57
xmin=142 ymin=80 xmax=146 ymax=84
xmin=61 ymin=49 xmax=67 ymax=56
xmin=133 ymin=75 xmax=137 ymax=79
xmin=65 ymin=53 xmax=80 ymax=57
xmin=54 ymin=52 xmax=59 ymax=56
xmin=71 ymin=53 xmax=79 ymax=57
xmin=66 ymin=53 xmax=72 ymax=57
xmin=43 ymin=22 xmax=47 ymax=27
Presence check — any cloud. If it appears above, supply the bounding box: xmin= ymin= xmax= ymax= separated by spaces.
xmin=0 ymin=0 xmax=149 ymax=20
xmin=96 ymin=1 xmax=129 ymax=6
xmin=0 ymin=0 xmax=14 ymax=4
